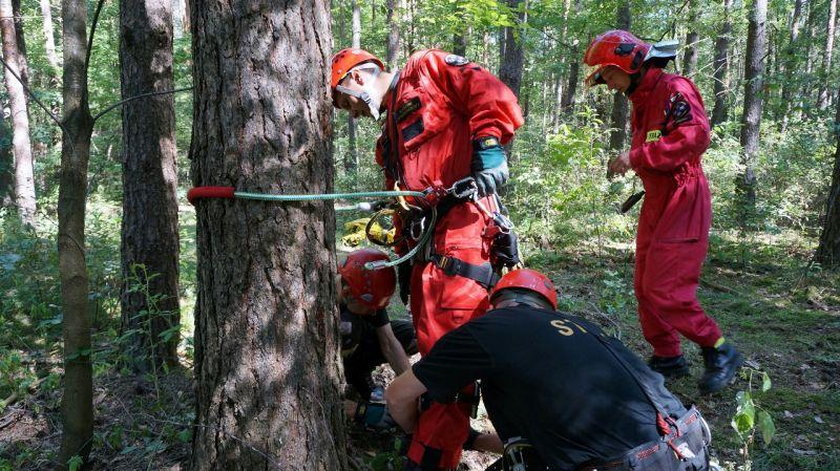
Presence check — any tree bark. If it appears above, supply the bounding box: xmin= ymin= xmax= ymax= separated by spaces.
xmin=119 ymin=0 xmax=180 ymax=372
xmin=780 ymin=0 xmax=805 ymax=130
xmin=385 ymin=0 xmax=399 ymax=70
xmin=816 ymin=85 xmax=840 ymax=266
xmin=609 ymin=0 xmax=631 ymax=152
xmin=10 ymin=0 xmax=27 ymax=86
xmin=738 ymin=0 xmax=767 ymax=216
xmin=1 ymin=0 xmax=36 ymax=229
xmin=0 ymin=116 xmax=12 ymax=208
xmin=58 ymin=0 xmax=94 ymax=467
xmin=40 ymin=0 xmax=60 ymax=70
xmin=818 ymin=0 xmax=837 ymax=109
xmin=499 ymin=0 xmax=524 ymax=100
xmin=682 ymin=0 xmax=698 ymax=77
xmin=711 ymin=0 xmax=732 ymax=127
xmin=189 ymin=1 xmax=346 ymax=469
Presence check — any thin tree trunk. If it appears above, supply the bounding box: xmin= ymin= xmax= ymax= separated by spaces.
xmin=711 ymin=0 xmax=732 ymax=127
xmin=58 ymin=0 xmax=94 ymax=467
xmin=119 ymin=0 xmax=180 ymax=373
xmin=816 ymin=85 xmax=840 ymax=266
xmin=498 ymin=0 xmax=524 ymax=100
xmin=780 ymin=0 xmax=805 ymax=130
xmin=173 ymin=0 xmax=186 ymax=39
xmin=0 ymin=117 xmax=12 ymax=207
xmin=738 ymin=0 xmax=767 ymax=218
xmin=1 ymin=0 xmax=36 ymax=228
xmin=40 ymin=0 xmax=60 ymax=70
xmin=561 ymin=47 xmax=579 ymax=114
xmin=189 ymin=1 xmax=347 ymax=468
xmin=609 ymin=0 xmax=631 ymax=152
xmin=682 ymin=0 xmax=698 ymax=77
xmin=453 ymin=31 xmax=467 ymax=56
xmin=385 ymin=0 xmax=399 ymax=70
xmin=346 ymin=0 xmax=360 ymax=173
xmin=818 ymin=0 xmax=837 ymax=109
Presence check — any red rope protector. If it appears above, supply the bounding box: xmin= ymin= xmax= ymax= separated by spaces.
xmin=187 ymin=186 xmax=235 ymax=205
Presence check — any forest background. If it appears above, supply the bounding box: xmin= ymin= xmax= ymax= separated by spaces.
xmin=0 ymin=0 xmax=838 ymax=470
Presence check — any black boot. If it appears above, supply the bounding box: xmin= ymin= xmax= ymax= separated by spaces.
xmin=648 ymin=354 xmax=690 ymax=378
xmin=699 ymin=342 xmax=743 ymax=395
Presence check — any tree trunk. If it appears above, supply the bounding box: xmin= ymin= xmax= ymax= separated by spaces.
xmin=10 ymin=0 xmax=27 ymax=86
xmin=711 ymin=0 xmax=732 ymax=127
xmin=40 ymin=0 xmax=60 ymax=70
xmin=119 ymin=0 xmax=180 ymax=373
xmin=738 ymin=0 xmax=767 ymax=218
xmin=816 ymin=85 xmax=840 ymax=266
xmin=780 ymin=0 xmax=805 ymax=130
xmin=609 ymin=0 xmax=631 ymax=152
xmin=682 ymin=0 xmax=698 ymax=77
xmin=58 ymin=0 xmax=94 ymax=467
xmin=346 ymin=0 xmax=360 ymax=173
xmin=0 ymin=117 xmax=12 ymax=208
xmin=189 ymin=1 xmax=346 ymax=469
xmin=499 ymin=0 xmax=524 ymax=100
xmin=173 ymin=0 xmax=186 ymax=39
xmin=1 ymin=0 xmax=36 ymax=229
xmin=385 ymin=0 xmax=399 ymax=70
xmin=561 ymin=47 xmax=579 ymax=115
xmin=818 ymin=0 xmax=837 ymax=109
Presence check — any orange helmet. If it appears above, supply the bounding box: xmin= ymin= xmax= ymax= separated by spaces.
xmin=489 ymin=269 xmax=558 ymax=310
xmin=339 ymin=248 xmax=396 ymax=310
xmin=331 ymin=48 xmax=384 ymax=91
xmin=583 ymin=30 xmax=651 ymax=86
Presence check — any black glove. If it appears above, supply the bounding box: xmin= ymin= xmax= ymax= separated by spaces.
xmin=471 ymin=136 xmax=509 ymax=197
xmin=491 ymin=229 xmax=521 ymax=269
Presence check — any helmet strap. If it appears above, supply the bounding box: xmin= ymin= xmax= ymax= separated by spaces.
xmin=335 ymin=63 xmax=384 ymax=119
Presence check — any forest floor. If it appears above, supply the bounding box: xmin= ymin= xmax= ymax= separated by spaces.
xmin=1 ymin=229 xmax=838 ymax=470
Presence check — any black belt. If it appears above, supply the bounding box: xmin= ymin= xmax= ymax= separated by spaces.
xmin=429 ymin=253 xmax=499 ymax=289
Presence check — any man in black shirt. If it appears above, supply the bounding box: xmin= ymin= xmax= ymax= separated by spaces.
xmin=386 ymin=269 xmax=712 ymax=471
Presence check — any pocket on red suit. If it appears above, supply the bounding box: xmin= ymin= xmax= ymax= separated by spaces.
xmin=433 ymin=249 xmax=490 ymax=326
xmin=653 ymin=179 xmax=710 ymax=243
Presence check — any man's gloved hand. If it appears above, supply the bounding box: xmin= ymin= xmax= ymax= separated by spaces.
xmin=472 ymin=136 xmax=509 ymax=197
xmin=355 ymin=401 xmax=396 ymax=429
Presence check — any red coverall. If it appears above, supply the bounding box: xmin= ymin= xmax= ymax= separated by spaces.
xmin=628 ymin=67 xmax=723 ymax=358
xmin=375 ymin=49 xmax=523 ymax=469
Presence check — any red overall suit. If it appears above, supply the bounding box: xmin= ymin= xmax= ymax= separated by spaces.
xmin=628 ymin=68 xmax=723 ymax=358
xmin=375 ymin=49 xmax=523 ymax=469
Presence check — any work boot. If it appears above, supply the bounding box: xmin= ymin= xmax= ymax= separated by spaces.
xmin=699 ymin=342 xmax=743 ymax=395
xmin=648 ymin=355 xmax=690 ymax=378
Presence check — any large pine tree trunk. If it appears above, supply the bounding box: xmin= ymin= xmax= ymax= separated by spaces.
xmin=1 ymin=0 xmax=36 ymax=229
xmin=608 ymin=0 xmax=631 ymax=152
xmin=385 ymin=0 xmax=399 ymax=70
xmin=189 ymin=1 xmax=346 ymax=469
xmin=818 ymin=0 xmax=837 ymax=109
xmin=40 ymin=0 xmax=60 ymax=70
xmin=711 ymin=0 xmax=732 ymax=127
xmin=817 ymin=86 xmax=840 ymax=266
xmin=738 ymin=0 xmax=767 ymax=216
xmin=119 ymin=0 xmax=180 ymax=372
xmin=58 ymin=0 xmax=94 ymax=467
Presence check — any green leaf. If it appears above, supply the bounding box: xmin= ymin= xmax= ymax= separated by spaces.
xmin=177 ymin=428 xmax=192 ymax=443
xmin=732 ymin=391 xmax=756 ymax=435
xmin=757 ymin=410 xmax=776 ymax=446
xmin=67 ymin=455 xmax=84 ymax=471
xmin=761 ymin=372 xmax=772 ymax=392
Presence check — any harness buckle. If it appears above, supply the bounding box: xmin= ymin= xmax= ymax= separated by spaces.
xmin=450 ymin=177 xmax=479 ymax=200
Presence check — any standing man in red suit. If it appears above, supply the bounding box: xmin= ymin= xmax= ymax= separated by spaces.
xmin=330 ymin=48 xmax=523 ymax=470
xmin=583 ymin=30 xmax=742 ymax=395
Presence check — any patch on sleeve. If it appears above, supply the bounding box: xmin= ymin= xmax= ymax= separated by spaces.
xmin=444 ymin=54 xmax=470 ymax=66
xmin=401 ymin=119 xmax=424 ymax=142
xmin=395 ymin=97 xmax=421 ymax=123
xmin=665 ymin=92 xmax=693 ymax=125
xmin=645 ymin=130 xmax=662 ymax=142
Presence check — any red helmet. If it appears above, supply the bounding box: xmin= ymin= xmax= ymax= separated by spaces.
xmin=330 ymin=48 xmax=384 ymax=91
xmin=339 ymin=248 xmax=396 ymax=310
xmin=490 ymin=269 xmax=558 ymax=310
xmin=583 ymin=30 xmax=650 ymax=86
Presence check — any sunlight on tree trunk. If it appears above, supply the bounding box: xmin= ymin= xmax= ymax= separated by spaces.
xmin=738 ymin=0 xmax=767 ymax=223
xmin=39 ymin=0 xmax=60 ymax=71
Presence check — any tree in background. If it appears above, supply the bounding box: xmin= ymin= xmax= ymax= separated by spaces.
xmin=608 ymin=0 xmax=630 ymax=153
xmin=58 ymin=0 xmax=95 ymax=466
xmin=711 ymin=0 xmax=732 ymax=127
xmin=39 ymin=0 xmax=59 ymax=71
xmin=119 ymin=0 xmax=180 ymax=372
xmin=1 ymin=0 xmax=37 ymax=228
xmin=816 ymin=86 xmax=840 ymax=266
xmin=682 ymin=0 xmax=698 ymax=77
xmin=189 ymin=1 xmax=347 ymax=468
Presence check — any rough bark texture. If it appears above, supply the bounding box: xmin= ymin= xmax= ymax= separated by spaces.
xmin=711 ymin=0 xmax=732 ymax=127
xmin=189 ymin=1 xmax=346 ymax=469
xmin=385 ymin=0 xmax=399 ymax=70
xmin=738 ymin=0 xmax=767 ymax=211
xmin=10 ymin=0 xmax=27 ymax=85
xmin=1 ymin=0 xmax=36 ymax=228
xmin=58 ymin=0 xmax=94 ymax=467
xmin=40 ymin=0 xmax=59 ymax=70
xmin=499 ymin=0 xmax=524 ymax=100
xmin=817 ymin=87 xmax=840 ymax=266
xmin=119 ymin=0 xmax=180 ymax=372
xmin=345 ymin=0 xmax=360 ymax=173
xmin=608 ymin=0 xmax=630 ymax=152
xmin=682 ymin=0 xmax=698 ymax=77
xmin=818 ymin=0 xmax=837 ymax=109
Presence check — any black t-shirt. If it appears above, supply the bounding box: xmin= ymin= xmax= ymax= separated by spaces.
xmin=412 ymin=306 xmax=687 ymax=471
xmin=340 ymin=304 xmax=390 ymax=354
